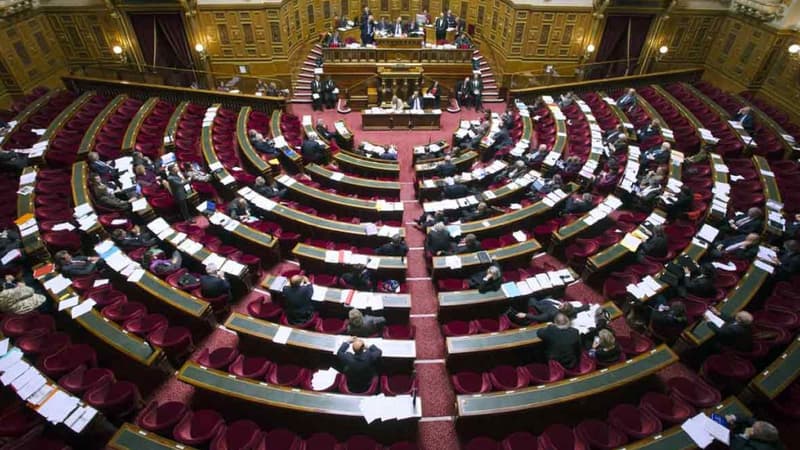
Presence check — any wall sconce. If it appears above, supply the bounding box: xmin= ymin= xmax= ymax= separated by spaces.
xmin=656 ymin=45 xmax=669 ymax=62
xmin=582 ymin=44 xmax=595 ymax=63
xmin=195 ymin=43 xmax=207 ymax=61
xmin=112 ymin=45 xmax=127 ymax=64
xmin=789 ymin=43 xmax=800 ymax=55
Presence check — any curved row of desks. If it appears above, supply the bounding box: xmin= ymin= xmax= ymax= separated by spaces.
xmin=747 ymin=335 xmax=800 ymax=400
xmin=292 ymin=242 xmax=407 ymax=279
xmin=431 ymin=238 xmax=542 ymax=280
xmin=39 ymin=91 xmax=95 ymax=162
xmin=78 ymin=94 xmax=127 ymax=157
xmin=650 ymin=85 xmax=718 ymax=148
xmin=456 ymin=345 xmax=678 ymax=416
xmin=306 ymin=164 xmax=401 ymax=197
xmin=333 ymin=151 xmax=400 ymax=178
xmin=414 ymin=150 xmax=477 ymax=177
xmin=0 ymin=88 xmax=61 ymax=148
xmin=237 ymin=106 xmax=274 ymax=177
xmin=122 ymin=97 xmax=159 ymax=152
xmin=732 ymin=92 xmax=797 ymax=156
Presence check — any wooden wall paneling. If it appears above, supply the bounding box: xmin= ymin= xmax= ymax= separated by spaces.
xmin=656 ymin=12 xmax=722 ymax=65
xmin=706 ymin=16 xmax=779 ymax=88
xmin=0 ymin=14 xmax=66 ymax=94
xmin=44 ymin=10 xmax=120 ymax=65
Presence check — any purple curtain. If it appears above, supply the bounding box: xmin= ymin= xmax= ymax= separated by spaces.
xmin=129 ymin=13 xmax=193 ymax=70
xmin=591 ymin=15 xmax=654 ymax=79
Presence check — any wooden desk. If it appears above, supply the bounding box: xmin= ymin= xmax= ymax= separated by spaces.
xmin=40 ymin=91 xmax=94 ymax=162
xmin=322 ymin=47 xmax=471 ymax=64
xmin=682 ymin=263 xmax=770 ymax=346
xmin=362 ymin=110 xmax=441 ymax=130
xmin=164 ymin=101 xmax=188 ymax=147
xmin=414 ymin=150 xmax=477 ymax=177
xmin=624 ymin=397 xmax=750 ymax=450
xmin=225 ymin=312 xmax=416 ymax=359
xmin=201 ymin=104 xmax=239 ymax=194
xmin=293 ymin=243 xmax=406 ymax=280
xmin=632 ymin=93 xmax=674 ymax=144
xmin=446 ymin=302 xmax=622 ymax=355
xmin=375 ymin=36 xmax=424 ymax=48
xmin=753 ymin=156 xmax=783 ymax=235
xmin=457 ymin=345 xmax=677 ymax=416
xmin=586 ymin=210 xmax=667 ymax=276
xmin=598 ymin=91 xmax=637 ymax=142
xmin=237 ymin=107 xmax=276 ymax=177
xmin=16 ymin=166 xmax=47 ymax=261
xmin=108 ymin=423 xmax=196 ymax=450
xmin=270 ymin=110 xmax=303 ymax=170
xmin=431 ymin=239 xmax=542 ymax=280
xmin=651 ymin=85 xmax=715 ymax=148
xmin=122 ymin=97 xmax=159 ymax=153
xmin=78 ymin=95 xmax=127 ymax=157
xmin=306 ymin=164 xmax=401 ymax=197
xmin=748 ymin=335 xmax=800 ymax=400
xmin=0 ymin=89 xmax=60 ymax=148
xmin=333 ymin=151 xmax=400 ymax=178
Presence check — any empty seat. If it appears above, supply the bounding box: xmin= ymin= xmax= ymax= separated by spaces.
xmin=465 ymin=437 xmax=500 ymax=450
xmin=259 ymin=428 xmax=302 ymax=450
xmin=173 ymin=409 xmax=225 ymax=446
xmin=608 ymin=404 xmax=662 ymax=439
xmin=195 ymin=347 xmax=239 ymax=370
xmin=451 ymin=371 xmax=491 ymax=394
xmin=667 ymin=377 xmax=721 ymax=408
xmin=229 ymin=355 xmax=272 ymax=380
xmin=210 ymin=419 xmax=262 ymax=450
xmin=501 ymin=431 xmax=539 ymax=450
xmin=538 ymin=424 xmax=586 ymax=450
xmin=574 ymin=419 xmax=627 ymax=450
xmin=58 ymin=365 xmax=114 ymax=396
xmin=136 ymin=401 xmax=189 ymax=434
xmin=84 ymin=380 xmax=141 ymax=419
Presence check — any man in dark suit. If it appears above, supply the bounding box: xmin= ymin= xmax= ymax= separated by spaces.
xmin=442 ymin=177 xmax=472 ymax=199
xmin=200 ymin=264 xmax=231 ymax=300
xmin=537 ymin=313 xmax=582 ymax=369
xmin=336 ymin=337 xmax=382 ymax=393
xmin=617 ymin=88 xmax=637 ymax=111
xmin=602 ymin=124 xmax=625 ymax=146
xmin=360 ymin=12 xmax=375 ymax=45
xmin=469 ymin=74 xmax=483 ymax=111
xmin=724 ymin=415 xmax=782 ymax=450
xmin=282 ymin=275 xmax=315 ymax=325
xmin=456 ymin=76 xmax=470 ymax=107
xmin=434 ymin=12 xmax=447 ymax=41
xmin=55 ymin=250 xmax=99 ymax=278
xmin=301 ymin=138 xmax=326 ymax=164
xmin=391 ymin=17 xmax=405 ymax=36
xmin=253 ymin=176 xmax=285 ymax=198
xmin=323 ymin=77 xmax=338 ymax=109
xmin=408 ymin=91 xmax=423 ymax=111
xmin=454 ymin=233 xmax=481 ymax=254
xmin=87 ymin=152 xmax=118 ymax=178
xmin=734 ymin=107 xmax=755 ymax=133
xmin=774 ymin=240 xmax=800 ymax=281
xmin=638 ymin=225 xmax=668 ymax=259
xmin=445 ymin=9 xmax=457 ymax=28
xmin=714 ymin=233 xmax=760 ymax=260
xmin=436 ymin=155 xmax=458 ymax=178
xmin=226 ymin=197 xmax=252 ymax=222
xmin=248 ymin=130 xmax=278 ymax=156
xmin=426 ymin=222 xmax=454 ymax=255
xmin=165 ymin=164 xmax=193 ymax=222
xmin=563 ymin=193 xmax=594 ymax=215
xmin=111 ymin=227 xmax=157 ymax=249
xmin=643 ymin=141 xmax=671 ymax=164
xmin=375 ymin=234 xmax=408 ymax=257
xmin=727 ymin=207 xmax=764 ymax=236
xmin=310 ymin=75 xmax=323 ymax=111
xmin=0 ymin=149 xmax=28 ymax=171
xmin=705 ymin=308 xmax=753 ymax=352
xmin=513 ymin=298 xmax=589 ymax=324
xmin=315 ymin=119 xmax=335 ymax=141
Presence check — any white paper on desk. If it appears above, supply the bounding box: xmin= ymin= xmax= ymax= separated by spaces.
xmin=28 ymin=384 xmax=54 ymax=406
xmin=220 ymin=260 xmax=245 ymax=276
xmin=702 ymin=414 xmax=731 ymax=445
xmin=368 ymin=294 xmax=384 ymax=311
xmin=754 ymin=260 xmax=775 ymax=274
xmin=127 ymin=269 xmax=145 ymax=283
xmin=131 ymin=197 xmax=149 ymax=212
xmin=19 ymin=171 xmax=36 ymax=185
xmin=43 ymin=275 xmax=70 ymax=294
xmin=682 ymin=414 xmax=715 ymax=449
xmin=68 ymin=406 xmax=97 ymax=433
xmin=58 ymin=295 xmax=80 ymax=311
xmin=17 ymin=373 xmax=46 ymax=401
xmin=697 ymin=224 xmax=719 ymax=243
xmin=712 ymin=261 xmax=737 ymax=272
xmin=105 ymin=252 xmax=129 ymax=272
xmin=444 ymin=255 xmax=462 ymax=269
xmin=0 ymin=359 xmax=29 ymax=385
xmin=572 ymin=304 xmax=600 ymax=333
xmin=311 ymin=286 xmax=328 ymax=302
xmin=273 ymin=325 xmax=292 ymax=344
xmin=71 ymin=299 xmax=96 ymax=319
xmin=359 ymin=396 xmax=383 ymax=424
xmin=51 ymin=222 xmax=75 ymax=232
xmin=147 ymin=218 xmax=170 ymax=235
xmin=0 ymin=249 xmax=21 ymax=265
xmin=39 ymin=390 xmax=79 ymax=424
xmin=11 ymin=365 xmax=38 ymax=390
xmin=311 ymin=368 xmax=339 ymax=391
xmin=0 ymin=348 xmax=23 ymax=372
xmin=620 ymin=234 xmax=642 ymax=252
xmin=626 ymin=283 xmax=646 ymax=300
xmin=363 ymin=223 xmax=378 ymax=236
xmin=366 ymin=257 xmax=380 ymax=270
xmin=203 ymin=254 xmax=226 ymax=271
xmin=703 ymin=310 xmax=726 ymax=328
xmin=536 ymin=273 xmax=552 ymax=290
xmin=0 ymin=338 xmax=7 ymax=356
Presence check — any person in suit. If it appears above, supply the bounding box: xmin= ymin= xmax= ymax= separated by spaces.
xmin=727 ymin=207 xmax=764 ymax=236
xmin=563 ymin=193 xmax=594 ymax=215
xmin=200 ymin=264 xmax=231 ymax=300
xmin=513 ymin=298 xmax=589 ymax=324
xmin=454 ymin=234 xmax=481 ymax=254
xmin=538 ymin=313 xmax=582 ymax=369
xmin=454 ymin=31 xmax=471 ymax=48
xmin=360 ymin=13 xmax=375 ymax=45
xmin=90 ymin=174 xmax=132 ymax=211
xmin=436 ymin=155 xmax=458 ymax=178
xmin=637 ymin=119 xmax=662 ymax=141
xmin=705 ymin=307 xmax=754 ymax=352
xmin=282 ymin=275 xmax=315 ymax=325
xmin=724 ymin=415 xmax=783 ymax=450
xmin=408 ymin=91 xmax=423 ymax=111
xmin=375 ymin=234 xmax=408 ymax=257
xmin=442 ymin=176 xmax=472 ymax=199
xmin=301 ymin=138 xmax=326 ymax=164
xmin=347 ymin=308 xmax=386 ymax=337
xmin=226 ymin=197 xmax=252 ymax=222
xmin=434 ymin=12 xmax=447 ymax=41
xmin=392 ymin=17 xmax=405 ymax=36
xmin=248 ymin=130 xmax=278 ymax=156
xmin=589 ymin=329 xmax=622 ymax=366
xmin=426 ymin=222 xmax=454 ymax=255
xmin=682 ymin=263 xmax=716 ymax=297
xmin=522 ymin=144 xmax=549 ymax=167
xmin=467 ymin=264 xmax=502 ymax=293
xmin=445 ymin=9 xmax=457 ymax=28
xmin=455 ymin=76 xmax=471 ymax=107
xmin=461 ymin=203 xmax=492 ymax=222
xmin=427 ymin=81 xmax=441 ymax=108
xmin=336 ymin=337 xmax=382 ymax=393
xmin=55 ymin=250 xmax=100 ymax=278
xmin=0 ymin=149 xmax=28 ymax=171
xmin=315 ymin=119 xmax=335 ymax=141
xmin=772 ymin=239 xmax=800 ymax=281
xmin=713 ymin=233 xmax=760 ymax=260
xmin=649 ymin=300 xmax=689 ymax=333
xmin=638 ymin=225 xmax=668 ymax=259
xmin=407 ymin=18 xmax=421 ymax=35
xmin=165 ymin=164 xmax=194 ymax=222
xmin=144 ymin=249 xmax=182 ymax=277
xmin=360 ymin=6 xmax=371 ymax=26
xmin=87 ymin=152 xmax=118 ymax=178
xmin=322 ymin=77 xmax=338 ymax=109
xmin=617 ymin=88 xmax=637 ymax=111
xmin=734 ymin=107 xmax=755 ymax=134
xmin=390 ymin=94 xmax=405 ymax=112
xmin=253 ymin=176 xmax=286 ymax=199
xmin=664 ymin=185 xmax=693 ymax=219
xmin=469 ymin=74 xmax=483 ymax=111
xmin=341 ymin=264 xmax=374 ymax=291
xmin=111 ymin=227 xmax=157 ymax=249
xmin=643 ymin=141 xmax=672 ymax=164
xmin=310 ymin=75 xmax=323 ymax=111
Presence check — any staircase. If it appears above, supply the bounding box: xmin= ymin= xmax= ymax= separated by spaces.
xmin=289 ymin=44 xmax=505 ymax=105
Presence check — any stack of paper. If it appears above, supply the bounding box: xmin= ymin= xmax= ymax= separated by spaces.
xmin=358 ymin=394 xmax=420 ymax=423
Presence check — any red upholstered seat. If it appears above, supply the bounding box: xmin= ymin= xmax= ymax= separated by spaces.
xmin=616 ymin=331 xmax=653 ymax=355
xmin=451 ymin=371 xmax=491 ymax=394
xmin=0 ymin=405 xmax=40 ymax=437
xmin=195 ymin=347 xmax=239 ymax=370
xmin=147 ymin=326 xmax=193 ymax=357
xmin=608 ymin=404 xmax=662 ymax=439
xmin=102 ymin=301 xmax=147 ymax=323
xmin=639 ymin=392 xmax=694 ymax=426
xmin=304 ymin=432 xmax=339 ymax=450
xmin=247 ymin=295 xmax=282 ymax=320
xmin=40 ymin=344 xmax=97 ymax=378
xmin=123 ymin=313 xmax=168 ymax=337
xmin=701 ymin=354 xmax=756 ymax=391
xmin=563 ymin=353 xmax=596 ymax=377
xmin=489 ymin=365 xmax=529 ymax=391
xmin=465 ymin=437 xmax=500 ymax=450
xmin=442 ymin=320 xmax=477 ymax=336
xmin=173 ymin=410 xmax=225 ymax=446
xmin=210 ymin=419 xmax=262 ymax=450
xmin=667 ymin=377 xmax=721 ymax=408
xmin=523 ymin=360 xmax=566 ymax=384
xmin=383 ymin=324 xmax=415 ymax=339
xmin=85 ymin=284 xmax=127 ymax=308
xmin=84 ymin=380 xmax=141 ymax=418
xmin=229 ymin=355 xmax=272 ymax=380
xmin=2 ymin=312 xmax=54 ymax=337
xmin=58 ymin=365 xmax=114 ymax=396
xmin=259 ymin=428 xmax=302 ymax=450
xmin=136 ymin=401 xmax=189 ymax=434
xmin=267 ymin=364 xmax=309 ymax=387
xmin=501 ymin=431 xmax=539 ymax=450
xmin=538 ymin=424 xmax=587 ymax=450
xmin=315 ymin=317 xmax=348 ymax=334
xmin=574 ymin=419 xmax=627 ymax=450
xmin=16 ymin=330 xmax=70 ymax=356
xmin=380 ymin=374 xmax=416 ymax=396
xmin=342 ymin=435 xmax=382 ymax=450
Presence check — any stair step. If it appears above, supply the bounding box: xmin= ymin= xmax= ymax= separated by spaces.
xmin=290 ymin=99 xmax=313 ymax=104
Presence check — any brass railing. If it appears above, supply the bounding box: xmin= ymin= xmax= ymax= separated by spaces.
xmin=62 ymin=76 xmax=287 ymax=115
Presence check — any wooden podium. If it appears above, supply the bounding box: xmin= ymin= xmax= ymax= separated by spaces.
xmin=375 ymin=36 xmax=424 ymax=48
xmin=377 ymin=65 xmax=423 ymax=105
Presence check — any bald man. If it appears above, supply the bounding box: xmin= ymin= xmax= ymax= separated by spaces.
xmin=706 ymin=307 xmax=754 ymax=352
xmin=282 ymin=274 xmax=315 ymax=325
xmin=336 ymin=337 xmax=382 ymax=393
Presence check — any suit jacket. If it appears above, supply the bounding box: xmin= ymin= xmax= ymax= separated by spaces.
xmin=563 ymin=197 xmax=593 ymax=214
xmin=254 ymin=184 xmax=285 ymax=199
xmin=408 ymin=95 xmax=423 ymax=110
xmin=323 ymin=80 xmax=337 ymax=95
xmin=253 ymin=139 xmax=277 ymax=155
xmin=707 ymin=314 xmax=753 ymax=352
xmin=443 ymin=183 xmax=470 ymax=199
xmin=310 ymin=80 xmax=322 ymax=95
xmin=301 ymin=139 xmax=325 ymax=163
xmin=735 ymin=112 xmax=755 ymax=132
xmin=538 ymin=325 xmax=582 ymax=369
xmin=729 ymin=417 xmax=784 ymax=450
xmin=375 ymin=241 xmax=408 ymax=256
xmin=469 ymin=78 xmax=483 ymax=94
xmin=60 ymin=257 xmax=97 ymax=278
xmin=337 ymin=343 xmax=382 ymax=392
xmin=617 ymin=94 xmax=636 ymax=109
xmin=200 ymin=275 xmax=230 ymax=299
xmin=226 ymin=203 xmax=250 ymax=221
xmin=456 ymin=80 xmax=469 ymax=98
xmin=732 ymin=213 xmax=763 ymax=235
xmin=347 ymin=315 xmax=387 ymax=337
xmin=90 ymin=160 xmax=116 ymax=176
xmin=437 ymin=162 xmax=458 ymax=178
xmin=316 ymin=124 xmax=335 ymax=140
xmin=434 ymin=17 xmax=447 ymax=32
xmin=684 ymin=274 xmax=715 ymax=297
xmin=92 ymin=185 xmax=129 ymax=211
xmin=525 ymin=299 xmax=589 ymax=323
xmin=282 ymin=284 xmax=315 ymax=325
xmin=166 ymin=174 xmax=190 ymax=201
xmin=426 ymin=229 xmax=453 ymax=255
xmin=640 ymin=235 xmax=668 ymax=258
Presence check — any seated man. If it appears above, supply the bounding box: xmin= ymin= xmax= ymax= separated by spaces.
xmin=617 ymin=88 xmax=637 ymax=111
xmin=227 ymin=197 xmax=253 ymax=222
xmin=713 ymin=232 xmax=761 ymax=260
xmin=512 ymin=297 xmax=589 ymax=324
xmin=467 ymin=264 xmax=502 ymax=293
xmin=87 ymin=151 xmax=118 ymax=178
xmin=436 ymin=155 xmax=458 ymax=178
xmin=772 ymin=239 xmax=800 ymax=281
xmin=602 ymin=124 xmax=625 ymax=146
xmin=637 ymin=119 xmax=662 ymax=141
xmin=442 ymin=176 xmax=472 ymax=199
xmin=336 ymin=337 xmax=382 ymax=393
xmin=734 ymin=107 xmax=755 ymax=134
xmin=340 ymin=264 xmax=374 ymax=291
xmin=705 ymin=307 xmax=754 ymax=352
xmin=726 ymin=207 xmax=764 ymax=236
xmin=144 ymin=249 xmax=183 ymax=277
xmin=300 ymin=138 xmax=326 ymax=164
xmin=111 ymin=226 xmax=157 ymax=249
xmin=461 ymin=202 xmax=492 ymax=222
xmin=538 ymin=313 xmax=582 ymax=369
xmin=55 ymin=250 xmax=100 ymax=278
xmin=248 ymin=130 xmax=278 ymax=156
xmin=426 ymin=222 xmax=454 ymax=255
xmin=521 ymin=144 xmax=549 ymax=167
xmin=253 ymin=176 xmax=286 ymax=199
xmin=315 ymin=119 xmax=336 ymax=141
xmin=454 ymin=233 xmax=482 ymax=254
xmin=200 ymin=263 xmax=231 ymax=300
xmin=0 ymin=149 xmax=28 ymax=171
xmin=643 ymin=142 xmax=672 ymax=164
xmin=282 ymin=275 xmax=315 ymax=325
xmin=375 ymin=234 xmax=408 ymax=257
xmin=347 ymin=308 xmax=386 ymax=337
xmin=89 ymin=174 xmax=133 ymax=212
xmin=638 ymin=225 xmax=668 ymax=259
xmin=563 ymin=193 xmax=594 ymax=215
xmin=725 ymin=415 xmax=782 ymax=450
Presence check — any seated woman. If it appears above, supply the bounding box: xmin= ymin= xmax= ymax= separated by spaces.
xmin=142 ymin=248 xmax=183 ymax=277
xmin=589 ymin=329 xmax=622 ymax=366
